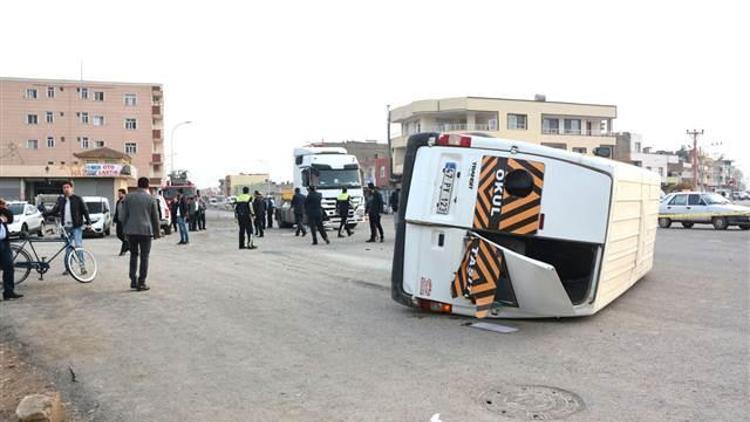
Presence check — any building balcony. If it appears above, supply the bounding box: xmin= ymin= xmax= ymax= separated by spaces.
xmin=541 ymin=127 xmax=614 ymax=137
xmin=151 ymin=153 xmax=162 ymax=164
xmin=152 ymin=105 xmax=162 ymax=116
xmin=153 ymin=129 xmax=162 ymax=140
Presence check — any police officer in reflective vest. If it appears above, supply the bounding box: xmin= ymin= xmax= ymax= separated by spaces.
xmin=235 ymin=187 xmax=257 ymax=250
xmin=336 ymin=188 xmax=354 ymax=237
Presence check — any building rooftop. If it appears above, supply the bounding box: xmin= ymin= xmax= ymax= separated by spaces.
xmin=0 ymin=76 xmax=162 ymax=87
xmin=74 ymin=147 xmax=133 ymax=161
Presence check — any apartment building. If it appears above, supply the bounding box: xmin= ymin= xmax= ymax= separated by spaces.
xmin=0 ymin=77 xmax=165 ymax=198
xmin=389 ymin=96 xmax=617 ymax=174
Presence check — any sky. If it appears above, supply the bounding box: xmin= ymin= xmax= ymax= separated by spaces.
xmin=2 ymin=0 xmax=747 ymax=188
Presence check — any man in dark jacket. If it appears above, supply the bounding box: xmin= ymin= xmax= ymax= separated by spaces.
xmin=366 ymin=182 xmax=384 ymax=243
xmin=389 ymin=188 xmax=400 ymax=213
xmin=265 ymin=195 xmax=275 ymax=229
xmin=0 ymin=198 xmax=23 ymax=300
xmin=120 ymin=177 xmax=161 ymax=291
xmin=336 ymin=187 xmax=353 ymax=237
xmin=171 ymin=190 xmax=190 ymax=245
xmin=45 ymin=180 xmax=91 ymax=267
xmin=253 ymin=191 xmax=266 ymax=237
xmin=304 ymin=186 xmax=329 ymax=245
xmin=114 ymin=188 xmax=129 ymax=256
xmin=291 ymin=188 xmax=307 ymax=237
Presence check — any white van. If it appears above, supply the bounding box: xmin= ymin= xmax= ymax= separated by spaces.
xmin=392 ymin=133 xmax=661 ymax=319
xmin=83 ymin=196 xmax=112 ymax=237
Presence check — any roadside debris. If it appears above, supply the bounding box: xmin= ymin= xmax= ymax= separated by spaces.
xmin=465 ymin=321 xmax=518 ymax=334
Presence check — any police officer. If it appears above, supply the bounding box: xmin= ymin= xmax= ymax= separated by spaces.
xmin=235 ymin=187 xmax=256 ymax=249
xmin=304 ymin=186 xmax=330 ymax=245
xmin=336 ymin=187 xmax=353 ymax=238
xmin=291 ymin=187 xmax=307 ymax=237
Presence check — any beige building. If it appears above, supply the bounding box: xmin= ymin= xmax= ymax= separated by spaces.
xmin=389 ymin=96 xmax=617 ymax=174
xmin=0 ymin=77 xmax=165 ymax=188
xmin=224 ymin=173 xmax=271 ymax=196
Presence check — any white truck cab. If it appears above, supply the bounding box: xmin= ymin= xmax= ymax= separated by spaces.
xmin=278 ymin=146 xmax=365 ymax=228
xmin=392 ymin=133 xmax=661 ymax=319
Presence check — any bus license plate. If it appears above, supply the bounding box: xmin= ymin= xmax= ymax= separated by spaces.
xmin=437 ymin=162 xmax=457 ymax=215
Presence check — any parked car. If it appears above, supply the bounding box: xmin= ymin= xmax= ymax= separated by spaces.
xmin=83 ymin=196 xmax=112 ymax=237
xmin=731 ymin=191 xmax=750 ymax=201
xmin=659 ymin=191 xmax=750 ymax=230
xmin=5 ymin=201 xmax=45 ymax=237
xmin=155 ymin=194 xmax=172 ymax=235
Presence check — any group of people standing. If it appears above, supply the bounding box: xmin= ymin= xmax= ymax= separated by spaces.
xmin=233 ymin=189 xmax=277 ymax=249
xmin=286 ymin=182 xmax=391 ymax=245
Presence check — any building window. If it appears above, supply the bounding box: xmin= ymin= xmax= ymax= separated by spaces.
xmin=507 ymin=114 xmax=527 ymax=130
xmin=78 ymin=137 xmax=90 ymax=149
xmin=47 ymin=137 xmax=55 ymax=148
xmin=27 ymin=114 xmax=38 ymax=125
xmin=93 ymin=115 xmax=105 ymax=126
xmin=125 ymin=118 xmax=137 ymax=130
xmin=94 ymin=91 xmax=104 ymax=101
xmin=95 ymin=140 xmax=105 ymax=148
xmin=124 ymin=93 xmax=137 ymax=106
xmin=79 ymin=112 xmax=89 ymax=124
xmin=572 ymin=147 xmax=587 ymax=154
xmin=26 ymin=88 xmax=38 ymax=99
xmin=79 ymin=87 xmax=88 ymax=99
xmin=46 ymin=111 xmax=54 ymax=123
xmin=564 ymin=119 xmax=581 ymax=135
xmin=27 ymin=139 xmax=39 ymax=149
xmin=47 ymin=86 xmax=55 ymax=98
xmin=542 ymin=118 xmax=559 ymax=134
xmin=125 ymin=142 xmax=137 ymax=155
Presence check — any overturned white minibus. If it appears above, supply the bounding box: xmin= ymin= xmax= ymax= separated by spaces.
xmin=391 ymin=133 xmax=661 ymax=318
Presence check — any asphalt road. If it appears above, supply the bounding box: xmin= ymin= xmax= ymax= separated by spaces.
xmin=1 ymin=210 xmax=748 ymax=421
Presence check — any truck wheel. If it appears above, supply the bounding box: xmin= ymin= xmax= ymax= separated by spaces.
xmin=740 ymin=224 xmax=750 ymax=230
xmin=21 ymin=224 xmax=29 ymax=237
xmin=712 ymin=217 xmax=729 ymax=230
xmin=658 ymin=218 xmax=672 ymax=228
xmin=681 ymin=222 xmax=694 ymax=229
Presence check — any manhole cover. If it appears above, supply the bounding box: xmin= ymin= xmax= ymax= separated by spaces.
xmin=479 ymin=385 xmax=584 ymax=420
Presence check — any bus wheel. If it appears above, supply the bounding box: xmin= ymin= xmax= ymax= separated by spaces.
xmin=681 ymin=222 xmax=694 ymax=229
xmin=658 ymin=218 xmax=672 ymax=228
xmin=712 ymin=217 xmax=729 ymax=230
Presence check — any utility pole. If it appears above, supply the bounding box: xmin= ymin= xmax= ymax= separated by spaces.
xmin=686 ymin=129 xmax=704 ymax=190
xmin=386 ymin=104 xmax=393 ymax=184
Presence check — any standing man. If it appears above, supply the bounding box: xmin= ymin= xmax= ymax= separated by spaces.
xmin=235 ymin=187 xmax=256 ymax=249
xmin=253 ymin=191 xmax=266 ymax=238
xmin=114 ymin=188 xmax=129 ymax=256
xmin=366 ymin=182 xmax=384 ymax=243
xmin=0 ymin=198 xmax=22 ymax=300
xmin=336 ymin=187 xmax=353 ymax=238
xmin=197 ymin=190 xmax=207 ymax=231
xmin=389 ymin=188 xmax=400 ymax=214
xmin=265 ymin=194 xmax=275 ymax=229
xmin=171 ymin=189 xmax=190 ymax=245
xmin=45 ymin=181 xmax=91 ymax=267
xmin=120 ymin=177 xmax=161 ymax=291
xmin=188 ymin=197 xmax=198 ymax=232
xmin=305 ymin=186 xmax=330 ymax=245
xmin=291 ymin=187 xmax=307 ymax=237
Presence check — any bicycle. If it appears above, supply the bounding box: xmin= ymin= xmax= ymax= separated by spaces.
xmin=10 ymin=222 xmax=97 ymax=284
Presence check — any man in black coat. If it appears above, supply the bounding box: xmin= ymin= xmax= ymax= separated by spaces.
xmin=291 ymin=188 xmax=307 ymax=237
xmin=45 ymin=180 xmax=91 ymax=268
xmin=366 ymin=182 xmax=384 ymax=243
xmin=389 ymin=188 xmax=400 ymax=213
xmin=0 ymin=198 xmax=23 ymax=300
xmin=114 ymin=188 xmax=129 ymax=256
xmin=265 ymin=195 xmax=275 ymax=229
xmin=171 ymin=190 xmax=190 ymax=245
xmin=253 ymin=191 xmax=266 ymax=238
xmin=304 ymin=186 xmax=329 ymax=245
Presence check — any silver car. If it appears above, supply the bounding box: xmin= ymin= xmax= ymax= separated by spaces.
xmin=659 ymin=191 xmax=750 ymax=230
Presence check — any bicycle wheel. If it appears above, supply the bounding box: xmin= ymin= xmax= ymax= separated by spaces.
xmin=10 ymin=244 xmax=32 ymax=285
xmin=65 ymin=248 xmax=97 ymax=283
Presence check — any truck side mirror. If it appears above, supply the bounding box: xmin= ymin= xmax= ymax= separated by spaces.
xmin=301 ymin=169 xmax=310 ymax=187
xmin=593 ymin=146 xmax=611 ymax=158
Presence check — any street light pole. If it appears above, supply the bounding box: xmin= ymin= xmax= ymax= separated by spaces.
xmin=170 ymin=120 xmax=193 ymax=175
xmin=686 ymin=129 xmax=704 ymax=190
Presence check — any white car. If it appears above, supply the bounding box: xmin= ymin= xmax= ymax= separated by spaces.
xmin=659 ymin=191 xmax=750 ymax=230
xmin=83 ymin=196 xmax=112 ymax=237
xmin=154 ymin=194 xmax=172 ymax=235
xmin=6 ymin=201 xmax=45 ymax=237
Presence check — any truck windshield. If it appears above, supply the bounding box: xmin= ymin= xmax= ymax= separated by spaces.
xmin=162 ymin=186 xmax=196 ymax=200
xmin=312 ymin=169 xmax=361 ymax=189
